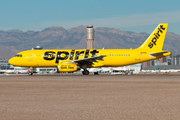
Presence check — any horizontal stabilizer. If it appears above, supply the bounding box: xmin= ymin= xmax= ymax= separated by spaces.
xmin=150 ymin=51 xmax=169 ymax=57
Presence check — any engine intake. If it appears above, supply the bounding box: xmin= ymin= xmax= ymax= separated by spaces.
xmin=57 ymin=63 xmax=79 ymax=72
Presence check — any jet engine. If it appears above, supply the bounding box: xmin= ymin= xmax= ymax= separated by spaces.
xmin=57 ymin=63 xmax=79 ymax=72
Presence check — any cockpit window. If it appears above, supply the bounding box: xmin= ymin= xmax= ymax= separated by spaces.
xmin=15 ymin=54 xmax=22 ymax=57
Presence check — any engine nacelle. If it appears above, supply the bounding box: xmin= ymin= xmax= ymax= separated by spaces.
xmin=57 ymin=63 xmax=78 ymax=72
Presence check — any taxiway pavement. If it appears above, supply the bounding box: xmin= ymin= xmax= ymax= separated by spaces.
xmin=0 ymin=74 xmax=180 ymax=120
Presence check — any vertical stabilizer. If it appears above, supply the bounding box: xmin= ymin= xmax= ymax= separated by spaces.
xmin=137 ymin=23 xmax=168 ymax=50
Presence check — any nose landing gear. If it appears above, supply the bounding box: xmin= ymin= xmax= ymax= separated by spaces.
xmin=28 ymin=67 xmax=33 ymax=75
xmin=28 ymin=72 xmax=33 ymax=75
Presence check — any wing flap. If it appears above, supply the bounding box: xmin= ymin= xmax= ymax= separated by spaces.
xmin=63 ymin=55 xmax=106 ymax=65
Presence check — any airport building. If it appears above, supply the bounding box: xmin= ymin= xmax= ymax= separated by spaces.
xmin=142 ymin=54 xmax=180 ymax=72
xmin=112 ymin=64 xmax=142 ymax=74
xmin=0 ymin=59 xmax=11 ymax=70
xmin=142 ymin=65 xmax=180 ymax=72
xmin=173 ymin=54 xmax=180 ymax=65
xmin=36 ymin=67 xmax=57 ymax=73
xmin=142 ymin=54 xmax=180 ymax=68
xmin=0 ymin=59 xmax=56 ymax=74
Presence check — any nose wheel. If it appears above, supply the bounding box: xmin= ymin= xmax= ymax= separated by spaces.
xmin=28 ymin=72 xmax=33 ymax=75
xmin=28 ymin=67 xmax=33 ymax=75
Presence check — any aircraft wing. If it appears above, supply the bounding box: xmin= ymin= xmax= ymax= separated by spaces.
xmin=63 ymin=55 xmax=106 ymax=65
xmin=150 ymin=51 xmax=169 ymax=57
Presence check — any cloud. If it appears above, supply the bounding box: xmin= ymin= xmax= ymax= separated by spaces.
xmin=1 ymin=10 xmax=180 ymax=31
xmin=34 ymin=10 xmax=180 ymax=30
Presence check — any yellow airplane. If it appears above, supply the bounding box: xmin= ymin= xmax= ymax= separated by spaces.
xmin=9 ymin=23 xmax=171 ymax=75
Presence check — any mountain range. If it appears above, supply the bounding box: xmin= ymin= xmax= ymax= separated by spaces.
xmin=0 ymin=26 xmax=180 ymax=59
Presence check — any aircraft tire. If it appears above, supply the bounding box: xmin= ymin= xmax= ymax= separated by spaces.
xmin=82 ymin=70 xmax=89 ymax=75
xmin=28 ymin=72 xmax=33 ymax=75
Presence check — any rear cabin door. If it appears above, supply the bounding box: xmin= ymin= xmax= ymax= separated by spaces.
xmin=135 ymin=51 xmax=140 ymax=60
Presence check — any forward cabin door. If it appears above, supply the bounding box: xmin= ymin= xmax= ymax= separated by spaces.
xmin=135 ymin=51 xmax=140 ymax=60
xmin=28 ymin=50 xmax=33 ymax=61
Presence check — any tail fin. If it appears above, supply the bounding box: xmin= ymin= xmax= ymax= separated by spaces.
xmin=137 ymin=23 xmax=168 ymax=50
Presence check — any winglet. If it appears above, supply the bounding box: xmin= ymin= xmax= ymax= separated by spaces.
xmin=137 ymin=23 xmax=168 ymax=50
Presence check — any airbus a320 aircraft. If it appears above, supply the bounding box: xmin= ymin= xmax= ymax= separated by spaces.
xmin=9 ymin=23 xmax=171 ymax=75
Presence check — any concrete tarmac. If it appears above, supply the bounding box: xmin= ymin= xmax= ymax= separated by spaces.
xmin=0 ymin=74 xmax=180 ymax=120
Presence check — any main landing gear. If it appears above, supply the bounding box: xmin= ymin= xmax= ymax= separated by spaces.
xmin=82 ymin=70 xmax=89 ymax=75
xmin=82 ymin=64 xmax=89 ymax=75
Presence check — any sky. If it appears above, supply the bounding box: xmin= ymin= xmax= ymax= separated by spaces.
xmin=0 ymin=0 xmax=180 ymax=34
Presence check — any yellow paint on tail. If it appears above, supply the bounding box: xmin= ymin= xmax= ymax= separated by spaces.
xmin=137 ymin=23 xmax=168 ymax=50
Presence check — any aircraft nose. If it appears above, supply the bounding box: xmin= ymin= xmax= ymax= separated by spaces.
xmin=8 ymin=57 xmax=15 ymax=65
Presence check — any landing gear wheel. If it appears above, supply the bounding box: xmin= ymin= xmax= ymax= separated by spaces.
xmin=28 ymin=72 xmax=33 ymax=75
xmin=82 ymin=70 xmax=89 ymax=75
